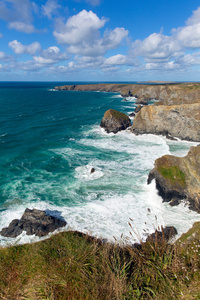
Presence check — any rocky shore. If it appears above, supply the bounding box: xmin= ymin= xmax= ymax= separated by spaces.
xmin=55 ymin=82 xmax=200 ymax=104
xmin=56 ymin=82 xmax=200 ymax=214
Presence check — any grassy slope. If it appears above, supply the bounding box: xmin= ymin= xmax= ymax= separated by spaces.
xmin=0 ymin=227 xmax=199 ymax=300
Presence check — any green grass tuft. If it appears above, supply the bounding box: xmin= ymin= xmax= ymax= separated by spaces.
xmin=158 ymin=165 xmax=186 ymax=187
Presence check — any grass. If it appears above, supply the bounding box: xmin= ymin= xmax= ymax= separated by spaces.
xmin=158 ymin=165 xmax=186 ymax=187
xmin=0 ymin=225 xmax=199 ymax=300
xmin=104 ymin=109 xmax=130 ymax=122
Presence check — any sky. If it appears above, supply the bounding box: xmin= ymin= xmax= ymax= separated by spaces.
xmin=0 ymin=0 xmax=200 ymax=81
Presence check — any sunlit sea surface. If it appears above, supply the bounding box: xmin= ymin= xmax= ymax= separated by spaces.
xmin=0 ymin=82 xmax=199 ymax=246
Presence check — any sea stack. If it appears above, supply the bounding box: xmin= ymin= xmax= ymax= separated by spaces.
xmin=100 ymin=109 xmax=131 ymax=134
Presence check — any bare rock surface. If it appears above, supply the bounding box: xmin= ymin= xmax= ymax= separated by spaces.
xmin=148 ymin=145 xmax=200 ymax=213
xmin=0 ymin=208 xmax=67 ymax=238
xmin=100 ymin=109 xmax=131 ymax=134
xmin=131 ymin=103 xmax=200 ymax=142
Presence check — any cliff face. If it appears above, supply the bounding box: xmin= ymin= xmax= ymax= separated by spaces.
xmin=131 ymin=103 xmax=200 ymax=142
xmin=148 ymin=145 xmax=200 ymax=213
xmin=55 ymin=83 xmax=200 ymax=104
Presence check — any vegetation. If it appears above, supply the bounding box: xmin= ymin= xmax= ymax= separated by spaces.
xmin=0 ymin=224 xmax=200 ymax=300
xmin=104 ymin=109 xmax=130 ymax=121
xmin=158 ymin=165 xmax=186 ymax=187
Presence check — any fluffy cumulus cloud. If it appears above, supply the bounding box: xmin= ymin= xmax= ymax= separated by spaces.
xmin=130 ymin=6 xmax=200 ymax=70
xmin=0 ymin=0 xmax=37 ymax=33
xmin=9 ymin=40 xmax=41 ymax=55
xmin=132 ymin=33 xmax=182 ymax=62
xmin=33 ymin=46 xmax=68 ymax=64
xmin=54 ymin=10 xmax=128 ymax=56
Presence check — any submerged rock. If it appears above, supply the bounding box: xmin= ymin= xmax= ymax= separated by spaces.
xmin=100 ymin=109 xmax=131 ymax=134
xmin=131 ymin=103 xmax=200 ymax=142
xmin=148 ymin=145 xmax=200 ymax=213
xmin=0 ymin=208 xmax=67 ymax=238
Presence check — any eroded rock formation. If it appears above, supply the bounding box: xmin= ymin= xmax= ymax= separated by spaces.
xmin=148 ymin=145 xmax=200 ymax=213
xmin=100 ymin=109 xmax=131 ymax=133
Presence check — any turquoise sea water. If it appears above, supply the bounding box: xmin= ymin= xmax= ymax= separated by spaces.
xmin=0 ymin=82 xmax=200 ymax=245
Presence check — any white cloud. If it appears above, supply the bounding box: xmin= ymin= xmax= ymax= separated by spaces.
xmin=33 ymin=57 xmax=56 ymax=64
xmin=54 ymin=10 xmax=106 ymax=44
xmin=145 ymin=61 xmax=178 ymax=70
xmin=33 ymin=46 xmax=68 ymax=64
xmin=131 ymin=6 xmax=200 ymax=67
xmin=0 ymin=0 xmax=37 ymax=33
xmin=132 ymin=33 xmax=181 ymax=62
xmin=54 ymin=10 xmax=128 ymax=56
xmin=175 ymin=52 xmax=200 ymax=66
xmin=9 ymin=40 xmax=41 ymax=55
xmin=8 ymin=22 xmax=35 ymax=33
xmin=42 ymin=0 xmax=60 ymax=19
xmin=0 ymin=33 xmax=2 ymax=38
xmin=0 ymin=51 xmax=14 ymax=62
xmin=104 ymin=54 xmax=127 ymax=65
xmin=176 ymin=23 xmax=200 ymax=48
xmin=74 ymin=55 xmax=104 ymax=68
xmin=186 ymin=7 xmax=200 ymax=25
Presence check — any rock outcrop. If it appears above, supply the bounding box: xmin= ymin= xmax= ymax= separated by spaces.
xmin=131 ymin=103 xmax=200 ymax=142
xmin=134 ymin=105 xmax=143 ymax=114
xmin=0 ymin=208 xmax=67 ymax=238
xmin=146 ymin=226 xmax=178 ymax=243
xmin=148 ymin=145 xmax=200 ymax=213
xmin=100 ymin=109 xmax=131 ymax=134
xmin=176 ymin=222 xmax=200 ymax=245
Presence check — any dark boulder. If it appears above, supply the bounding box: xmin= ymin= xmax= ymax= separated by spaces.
xmin=100 ymin=109 xmax=131 ymax=134
xmin=129 ymin=112 xmax=136 ymax=117
xmin=146 ymin=226 xmax=178 ymax=243
xmin=134 ymin=105 xmax=143 ymax=114
xmin=0 ymin=208 xmax=67 ymax=238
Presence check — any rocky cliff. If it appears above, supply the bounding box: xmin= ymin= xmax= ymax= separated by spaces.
xmin=55 ymin=83 xmax=200 ymax=104
xmin=131 ymin=103 xmax=200 ymax=142
xmin=148 ymin=145 xmax=200 ymax=213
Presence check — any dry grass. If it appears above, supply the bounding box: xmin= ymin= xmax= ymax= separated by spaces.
xmin=0 ymin=228 xmax=199 ymax=300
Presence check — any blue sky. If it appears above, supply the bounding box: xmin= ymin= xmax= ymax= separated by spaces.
xmin=0 ymin=0 xmax=200 ymax=81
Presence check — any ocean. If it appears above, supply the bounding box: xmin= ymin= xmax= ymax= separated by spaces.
xmin=0 ymin=81 xmax=200 ymax=246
